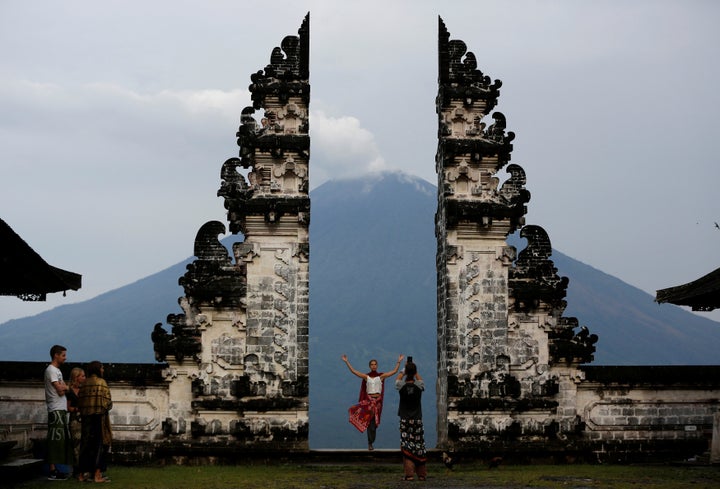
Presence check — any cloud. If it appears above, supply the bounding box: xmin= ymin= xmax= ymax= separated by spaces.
xmin=0 ymin=79 xmax=246 ymax=169
xmin=309 ymin=109 xmax=387 ymax=187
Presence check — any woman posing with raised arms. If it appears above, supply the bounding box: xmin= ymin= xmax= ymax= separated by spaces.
xmin=342 ymin=353 xmax=404 ymax=450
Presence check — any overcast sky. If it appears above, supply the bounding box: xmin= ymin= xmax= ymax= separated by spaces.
xmin=1 ymin=0 xmax=719 ymax=325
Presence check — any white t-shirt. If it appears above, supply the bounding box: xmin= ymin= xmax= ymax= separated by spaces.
xmin=366 ymin=376 xmax=383 ymax=395
xmin=44 ymin=364 xmax=67 ymax=412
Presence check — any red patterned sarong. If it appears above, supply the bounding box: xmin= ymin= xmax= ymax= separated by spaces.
xmin=348 ymin=397 xmax=381 ymax=433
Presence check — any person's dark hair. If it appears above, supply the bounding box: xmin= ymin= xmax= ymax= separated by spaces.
xmin=405 ymin=361 xmax=417 ymax=380
xmin=87 ymin=360 xmax=104 ymax=378
xmin=49 ymin=345 xmax=66 ymax=359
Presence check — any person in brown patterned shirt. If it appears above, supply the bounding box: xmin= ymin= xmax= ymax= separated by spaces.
xmin=77 ymin=361 xmax=112 ymax=483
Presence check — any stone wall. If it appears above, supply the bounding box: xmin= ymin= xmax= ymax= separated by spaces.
xmin=0 ymin=362 xmax=166 ymax=462
xmin=2 ymin=362 xmax=717 ymax=463
xmin=577 ymin=366 xmax=720 ymax=461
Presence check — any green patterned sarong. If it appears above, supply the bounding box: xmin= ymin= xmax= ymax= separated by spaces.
xmin=47 ymin=410 xmax=74 ymax=465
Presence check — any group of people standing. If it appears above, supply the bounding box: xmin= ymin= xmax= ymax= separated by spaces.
xmin=342 ymin=353 xmax=428 ymax=482
xmin=44 ymin=344 xmax=113 ymax=482
xmin=46 ymin=345 xmax=422 ymax=481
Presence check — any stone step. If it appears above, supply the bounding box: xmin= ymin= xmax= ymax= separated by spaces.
xmin=0 ymin=458 xmax=45 ymax=483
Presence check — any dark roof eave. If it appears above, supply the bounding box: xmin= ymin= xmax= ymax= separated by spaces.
xmin=0 ymin=218 xmax=82 ymax=299
xmin=46 ymin=265 xmax=82 ymax=292
xmin=655 ymin=266 xmax=720 ymax=311
xmin=0 ymin=265 xmax=82 ymax=298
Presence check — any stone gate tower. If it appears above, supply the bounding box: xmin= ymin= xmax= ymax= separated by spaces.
xmin=435 ymin=18 xmax=597 ymax=450
xmin=152 ymin=15 xmax=310 ymax=451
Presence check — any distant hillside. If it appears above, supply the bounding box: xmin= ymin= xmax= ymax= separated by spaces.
xmin=1 ymin=172 xmax=719 ymax=449
xmin=0 ymin=261 xmax=187 ymax=363
xmin=556 ymin=252 xmax=720 ymax=365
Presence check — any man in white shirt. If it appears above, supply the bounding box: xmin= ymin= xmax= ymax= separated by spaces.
xmin=44 ymin=344 xmax=72 ymax=480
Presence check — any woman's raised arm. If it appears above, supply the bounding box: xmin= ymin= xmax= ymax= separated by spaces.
xmin=380 ymin=354 xmax=405 ymax=379
xmin=341 ymin=354 xmax=367 ymax=379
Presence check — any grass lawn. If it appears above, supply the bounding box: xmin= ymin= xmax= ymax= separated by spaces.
xmin=10 ymin=462 xmax=720 ymax=488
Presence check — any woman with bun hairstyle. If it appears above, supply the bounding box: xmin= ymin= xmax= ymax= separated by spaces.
xmin=396 ymin=359 xmax=427 ymax=481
